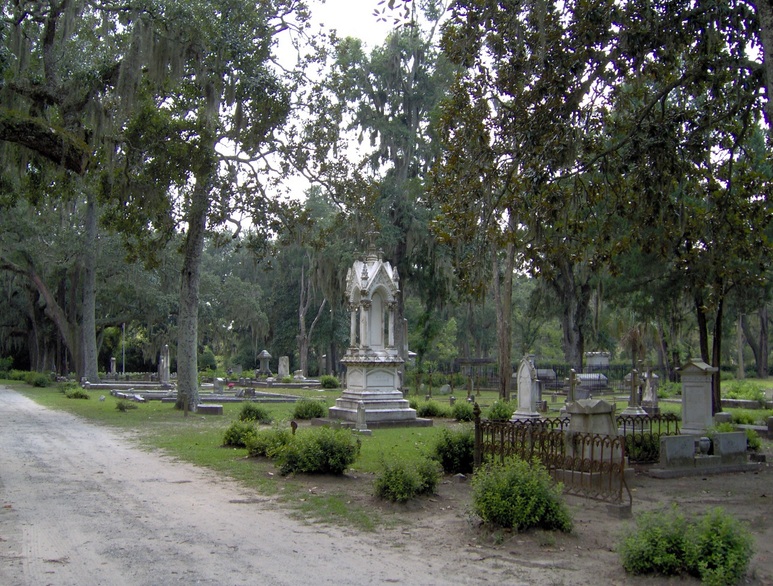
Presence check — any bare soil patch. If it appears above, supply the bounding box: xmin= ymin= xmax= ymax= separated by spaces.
xmin=1 ymin=385 xmax=771 ymax=585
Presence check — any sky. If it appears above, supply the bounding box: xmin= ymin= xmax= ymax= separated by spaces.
xmin=308 ymin=0 xmax=395 ymax=48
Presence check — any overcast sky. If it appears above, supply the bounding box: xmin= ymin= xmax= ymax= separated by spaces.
xmin=309 ymin=0 xmax=394 ymax=48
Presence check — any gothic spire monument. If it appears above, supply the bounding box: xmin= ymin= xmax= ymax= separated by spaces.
xmin=328 ymin=234 xmax=426 ymax=426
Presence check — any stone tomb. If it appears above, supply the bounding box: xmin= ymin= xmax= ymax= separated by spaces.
xmin=328 ymin=238 xmax=425 ymax=427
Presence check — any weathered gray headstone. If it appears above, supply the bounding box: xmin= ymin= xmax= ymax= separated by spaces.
xmin=713 ymin=432 xmax=747 ymax=464
xmin=679 ymin=359 xmax=716 ymax=435
xmin=512 ymin=356 xmax=541 ymax=420
xmin=278 ymin=356 xmax=290 ymax=378
xmin=659 ymin=435 xmax=696 ymax=468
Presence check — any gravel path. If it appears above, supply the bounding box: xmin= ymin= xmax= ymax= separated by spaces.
xmin=0 ymin=386 xmax=477 ymax=586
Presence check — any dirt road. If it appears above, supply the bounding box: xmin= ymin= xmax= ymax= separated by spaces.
xmin=1 ymin=385 xmax=771 ymax=585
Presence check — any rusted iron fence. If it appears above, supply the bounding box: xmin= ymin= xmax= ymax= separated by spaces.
xmin=616 ymin=413 xmax=681 ymax=464
xmin=474 ymin=407 xmax=635 ymax=505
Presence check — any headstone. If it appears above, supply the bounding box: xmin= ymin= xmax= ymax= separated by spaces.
xmin=585 ymin=351 xmax=610 ymax=368
xmin=511 ymin=355 xmax=541 ymax=420
xmin=713 ymin=432 xmax=747 ymax=464
xmin=620 ymin=369 xmax=647 ymax=417
xmin=565 ymin=398 xmax=621 ymax=461
xmin=659 ymin=435 xmax=696 ymax=468
xmin=438 ymin=384 xmax=451 ymax=395
xmin=257 ymin=350 xmax=272 ymax=376
xmin=293 ymin=369 xmax=305 ymax=381
xmin=679 ymin=359 xmax=716 ymax=435
xmin=641 ymin=367 xmax=660 ymax=415
xmin=214 ymin=377 xmax=225 ymax=393
xmin=354 ymin=401 xmax=372 ymax=435
xmin=110 ymin=357 xmax=117 ymax=375
xmin=159 ymin=344 xmax=170 ymax=385
xmin=278 ymin=356 xmax=290 ymax=378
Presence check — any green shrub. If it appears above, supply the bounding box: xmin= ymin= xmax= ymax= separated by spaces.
xmin=245 ymin=427 xmax=293 ymax=458
xmin=222 ymin=420 xmax=257 ymax=447
xmin=319 ymin=375 xmax=340 ymax=389
xmin=471 ymin=458 xmax=572 ymax=532
xmin=744 ymin=428 xmax=762 ymax=452
xmin=623 ymin=433 xmax=660 ymax=463
xmin=486 ymin=400 xmax=515 ymax=422
xmin=658 ymin=381 xmax=681 ymax=399
xmin=238 ymin=402 xmax=272 ymax=424
xmin=115 ymin=399 xmax=139 ymax=412
xmin=24 ymin=371 xmax=50 ymax=387
xmin=415 ymin=400 xmax=450 ymax=418
xmin=276 ymin=427 xmax=360 ymax=475
xmin=451 ymin=401 xmax=475 ymax=422
xmin=724 ymin=380 xmax=766 ymax=404
xmin=685 ymin=508 xmax=754 ymax=586
xmin=292 ymin=398 xmax=326 ymax=420
xmin=619 ymin=506 xmax=690 ymax=576
xmin=65 ymin=388 xmax=90 ymax=399
xmin=408 ymin=397 xmax=418 ymax=409
xmin=281 ymin=375 xmax=293 ymax=384
xmin=374 ymin=458 xmax=442 ymax=503
xmin=0 ymin=356 xmax=12 ymax=378
xmin=432 ymin=428 xmax=474 ymax=474
xmin=619 ymin=506 xmax=754 ymax=585
xmin=8 ymin=369 xmax=30 ymax=381
xmin=730 ymin=411 xmax=757 ymax=425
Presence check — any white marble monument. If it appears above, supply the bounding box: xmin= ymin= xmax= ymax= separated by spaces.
xmin=328 ymin=236 xmax=420 ymax=426
xmin=511 ymin=355 xmax=541 ymax=421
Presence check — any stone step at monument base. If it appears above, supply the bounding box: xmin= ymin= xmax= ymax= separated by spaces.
xmin=313 ymin=416 xmax=433 ymax=429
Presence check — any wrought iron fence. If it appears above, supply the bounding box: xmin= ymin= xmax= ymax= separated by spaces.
xmin=473 ymin=406 xmax=631 ymax=506
xmin=616 ymin=412 xmax=681 ymax=464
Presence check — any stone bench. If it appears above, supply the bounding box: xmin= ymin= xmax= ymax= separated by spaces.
xmin=196 ymin=404 xmax=223 ymax=415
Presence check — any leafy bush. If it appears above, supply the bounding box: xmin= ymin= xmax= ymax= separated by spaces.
xmin=374 ymin=458 xmax=441 ymax=503
xmin=276 ymin=427 xmax=360 ymax=475
xmin=0 ymin=356 xmax=12 ymax=378
xmin=65 ymin=388 xmax=90 ymax=399
xmin=319 ymin=375 xmax=340 ymax=389
xmin=486 ymin=400 xmax=515 ymax=422
xmin=281 ymin=375 xmax=293 ymax=384
xmin=623 ymin=433 xmax=660 ymax=463
xmin=222 ymin=420 xmax=257 ymax=447
xmin=24 ymin=371 xmax=50 ymax=387
xmin=115 ymin=399 xmax=139 ymax=412
xmin=451 ymin=401 xmax=475 ymax=422
xmin=619 ymin=506 xmax=690 ymax=576
xmin=415 ymin=400 xmax=451 ymax=418
xmin=620 ymin=506 xmax=754 ymax=586
xmin=685 ymin=508 xmax=754 ymax=586
xmin=292 ymin=398 xmax=326 ymax=420
xmin=238 ymin=402 xmax=272 ymax=424
xmin=432 ymin=428 xmax=474 ymax=474
xmin=245 ymin=428 xmax=293 ymax=458
xmin=658 ymin=381 xmax=681 ymax=399
xmin=724 ymin=381 xmax=766 ymax=404
xmin=8 ymin=369 xmax=30 ymax=381
xmin=744 ymin=428 xmax=762 ymax=452
xmin=471 ymin=458 xmax=572 ymax=533
xmin=730 ymin=411 xmax=757 ymax=425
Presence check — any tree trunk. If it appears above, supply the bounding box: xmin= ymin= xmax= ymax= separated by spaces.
xmin=759 ymin=306 xmax=769 ymax=378
xmin=711 ymin=299 xmax=724 ymax=414
xmin=737 ymin=314 xmax=745 ymax=380
xmin=551 ymin=258 xmax=590 ymax=372
xmin=741 ymin=313 xmax=761 ymax=377
xmin=176 ymin=180 xmax=209 ymax=412
xmin=81 ymin=192 xmax=99 ymax=382
xmin=493 ymin=243 xmax=514 ymax=400
xmin=695 ymin=293 xmax=710 ymax=364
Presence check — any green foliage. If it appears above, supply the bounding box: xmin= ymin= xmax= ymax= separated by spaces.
xmin=115 ymin=399 xmax=139 ymax=412
xmin=471 ymin=458 xmax=573 ymax=533
xmin=292 ymin=398 xmax=326 ymax=420
xmin=275 ymin=427 xmax=360 ymax=476
xmin=432 ymin=428 xmax=474 ymax=474
xmin=729 ymin=411 xmax=757 ymax=425
xmin=619 ymin=506 xmax=690 ymax=576
xmin=658 ymin=381 xmax=681 ymax=399
xmin=373 ymin=458 xmax=442 ymax=503
xmin=486 ymin=400 xmax=515 ymax=422
xmin=199 ymin=347 xmax=217 ymax=372
xmin=415 ymin=400 xmax=451 ymax=418
xmin=65 ymin=388 xmax=90 ymax=399
xmin=623 ymin=434 xmax=660 ymax=463
xmin=620 ymin=506 xmax=754 ymax=585
xmin=8 ymin=369 xmax=30 ymax=381
xmin=723 ymin=381 xmax=767 ymax=404
xmin=281 ymin=375 xmax=293 ymax=384
xmin=238 ymin=402 xmax=272 ymax=424
xmin=245 ymin=427 xmax=293 ymax=458
xmin=744 ymin=429 xmax=762 ymax=452
xmin=451 ymin=400 xmax=474 ymax=422
xmin=222 ymin=420 xmax=257 ymax=448
xmin=0 ymin=356 xmax=12 ymax=377
xmin=685 ymin=508 xmax=754 ymax=586
xmin=319 ymin=375 xmax=340 ymax=389
xmin=23 ymin=371 xmax=50 ymax=387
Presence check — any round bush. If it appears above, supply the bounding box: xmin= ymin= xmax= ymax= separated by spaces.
xmin=486 ymin=400 xmax=515 ymax=422
xmin=374 ymin=458 xmax=441 ymax=503
xmin=472 ymin=458 xmax=572 ymax=532
xmin=292 ymin=398 xmax=326 ymax=420
xmin=238 ymin=402 xmax=272 ymax=424
xmin=276 ymin=427 xmax=360 ymax=475
xmin=432 ymin=428 xmax=474 ymax=474
xmin=319 ymin=375 xmax=340 ymax=389
xmin=415 ymin=400 xmax=451 ymax=418
xmin=222 ymin=420 xmax=257 ymax=448
xmin=245 ymin=428 xmax=293 ymax=458
xmin=65 ymin=388 xmax=90 ymax=399
xmin=619 ymin=507 xmax=690 ymax=576
xmin=685 ymin=508 xmax=754 ymax=586
xmin=451 ymin=401 xmax=474 ymax=422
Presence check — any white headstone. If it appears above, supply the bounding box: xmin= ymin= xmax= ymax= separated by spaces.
xmin=278 ymin=356 xmax=290 ymax=378
xmin=679 ymin=359 xmax=716 ymax=435
xmin=512 ymin=356 xmax=541 ymax=420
